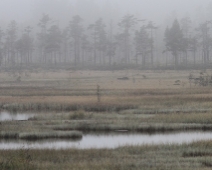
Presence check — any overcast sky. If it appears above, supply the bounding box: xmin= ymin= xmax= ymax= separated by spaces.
xmin=0 ymin=0 xmax=211 ymax=26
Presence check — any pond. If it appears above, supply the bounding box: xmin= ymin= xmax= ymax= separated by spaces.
xmin=1 ymin=131 xmax=212 ymax=150
xmin=0 ymin=112 xmax=34 ymax=121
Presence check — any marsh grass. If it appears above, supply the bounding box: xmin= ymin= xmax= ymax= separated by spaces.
xmin=121 ymin=108 xmax=212 ymax=115
xmin=0 ymin=148 xmax=35 ymax=170
xmin=149 ymin=113 xmax=212 ymax=124
xmin=183 ymin=150 xmax=212 ymax=157
xmin=2 ymin=141 xmax=212 ymax=170
xmin=1 ymin=87 xmax=212 ymax=114
xmin=19 ymin=131 xmax=82 ymax=140
xmin=2 ymin=111 xmax=210 ymax=134
xmin=2 ymin=102 xmax=137 ymax=112
xmin=202 ymin=159 xmax=212 ymax=167
xmin=3 ymin=111 xmax=212 ymax=136
xmin=69 ymin=110 xmax=85 ymax=120
xmin=2 ymin=70 xmax=212 ymax=169
xmin=53 ymin=122 xmax=212 ymax=132
xmin=0 ymin=132 xmax=19 ymax=139
xmin=0 ymin=131 xmax=82 ymax=140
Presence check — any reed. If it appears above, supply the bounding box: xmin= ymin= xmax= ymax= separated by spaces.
xmin=53 ymin=122 xmax=212 ymax=132
xmin=0 ymin=132 xmax=19 ymax=139
xmin=2 ymin=69 xmax=212 ymax=169
xmin=2 ymin=102 xmax=137 ymax=112
xmin=0 ymin=131 xmax=82 ymax=140
xmin=0 ymin=148 xmax=35 ymax=170
xmin=202 ymin=160 xmax=212 ymax=167
xmin=2 ymin=140 xmax=212 ymax=170
xmin=19 ymin=131 xmax=82 ymax=140
xmin=69 ymin=110 xmax=85 ymax=120
xmin=149 ymin=112 xmax=212 ymax=124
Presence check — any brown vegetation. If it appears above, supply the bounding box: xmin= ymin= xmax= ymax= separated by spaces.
xmin=1 ymin=69 xmax=212 ymax=169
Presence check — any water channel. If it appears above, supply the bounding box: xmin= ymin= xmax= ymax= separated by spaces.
xmin=1 ymin=132 xmax=212 ymax=150
xmin=2 ymin=112 xmax=212 ymax=150
xmin=0 ymin=112 xmax=34 ymax=121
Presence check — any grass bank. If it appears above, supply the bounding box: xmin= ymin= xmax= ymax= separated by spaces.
xmin=0 ymin=131 xmax=82 ymax=140
xmin=2 ymin=102 xmax=137 ymax=112
xmin=3 ymin=111 xmax=212 ymax=135
xmin=1 ymin=140 xmax=212 ymax=170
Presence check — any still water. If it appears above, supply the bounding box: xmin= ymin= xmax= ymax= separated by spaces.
xmin=1 ymin=132 xmax=212 ymax=150
xmin=0 ymin=112 xmax=34 ymax=121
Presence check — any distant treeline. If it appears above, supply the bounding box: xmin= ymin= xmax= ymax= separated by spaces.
xmin=0 ymin=14 xmax=212 ymax=70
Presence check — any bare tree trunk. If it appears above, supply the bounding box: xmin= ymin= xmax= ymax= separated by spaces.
xmin=174 ymin=54 xmax=178 ymax=70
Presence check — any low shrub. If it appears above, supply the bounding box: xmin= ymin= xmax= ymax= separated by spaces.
xmin=69 ymin=110 xmax=85 ymax=120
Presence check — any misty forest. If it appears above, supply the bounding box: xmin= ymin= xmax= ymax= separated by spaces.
xmin=0 ymin=0 xmax=212 ymax=70
xmin=3 ymin=1 xmax=212 ymax=170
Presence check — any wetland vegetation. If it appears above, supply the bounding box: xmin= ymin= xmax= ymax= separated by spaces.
xmin=2 ymin=141 xmax=212 ymax=170
xmin=1 ymin=69 xmax=212 ymax=169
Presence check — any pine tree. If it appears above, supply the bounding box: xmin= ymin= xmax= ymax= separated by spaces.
xmin=196 ymin=21 xmax=212 ymax=66
xmin=164 ymin=19 xmax=184 ymax=69
xmin=37 ymin=14 xmax=51 ymax=63
xmin=0 ymin=28 xmax=4 ymax=66
xmin=5 ymin=20 xmax=18 ymax=65
xmin=16 ymin=26 xmax=33 ymax=65
xmin=134 ymin=26 xmax=151 ymax=67
xmin=145 ymin=21 xmax=158 ymax=68
xmin=69 ymin=15 xmax=83 ymax=65
xmin=46 ymin=25 xmax=62 ymax=64
xmin=118 ymin=14 xmax=138 ymax=64
xmin=88 ymin=18 xmax=107 ymax=65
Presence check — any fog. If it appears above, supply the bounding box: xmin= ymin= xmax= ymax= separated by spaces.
xmin=0 ymin=0 xmax=211 ymax=33
xmin=0 ymin=0 xmax=212 ymax=69
xmin=0 ymin=0 xmax=211 ymax=30
xmin=0 ymin=0 xmax=211 ymax=24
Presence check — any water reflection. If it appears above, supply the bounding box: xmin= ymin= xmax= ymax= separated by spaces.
xmin=0 ymin=112 xmax=34 ymax=121
xmin=1 ymin=131 xmax=212 ymax=150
